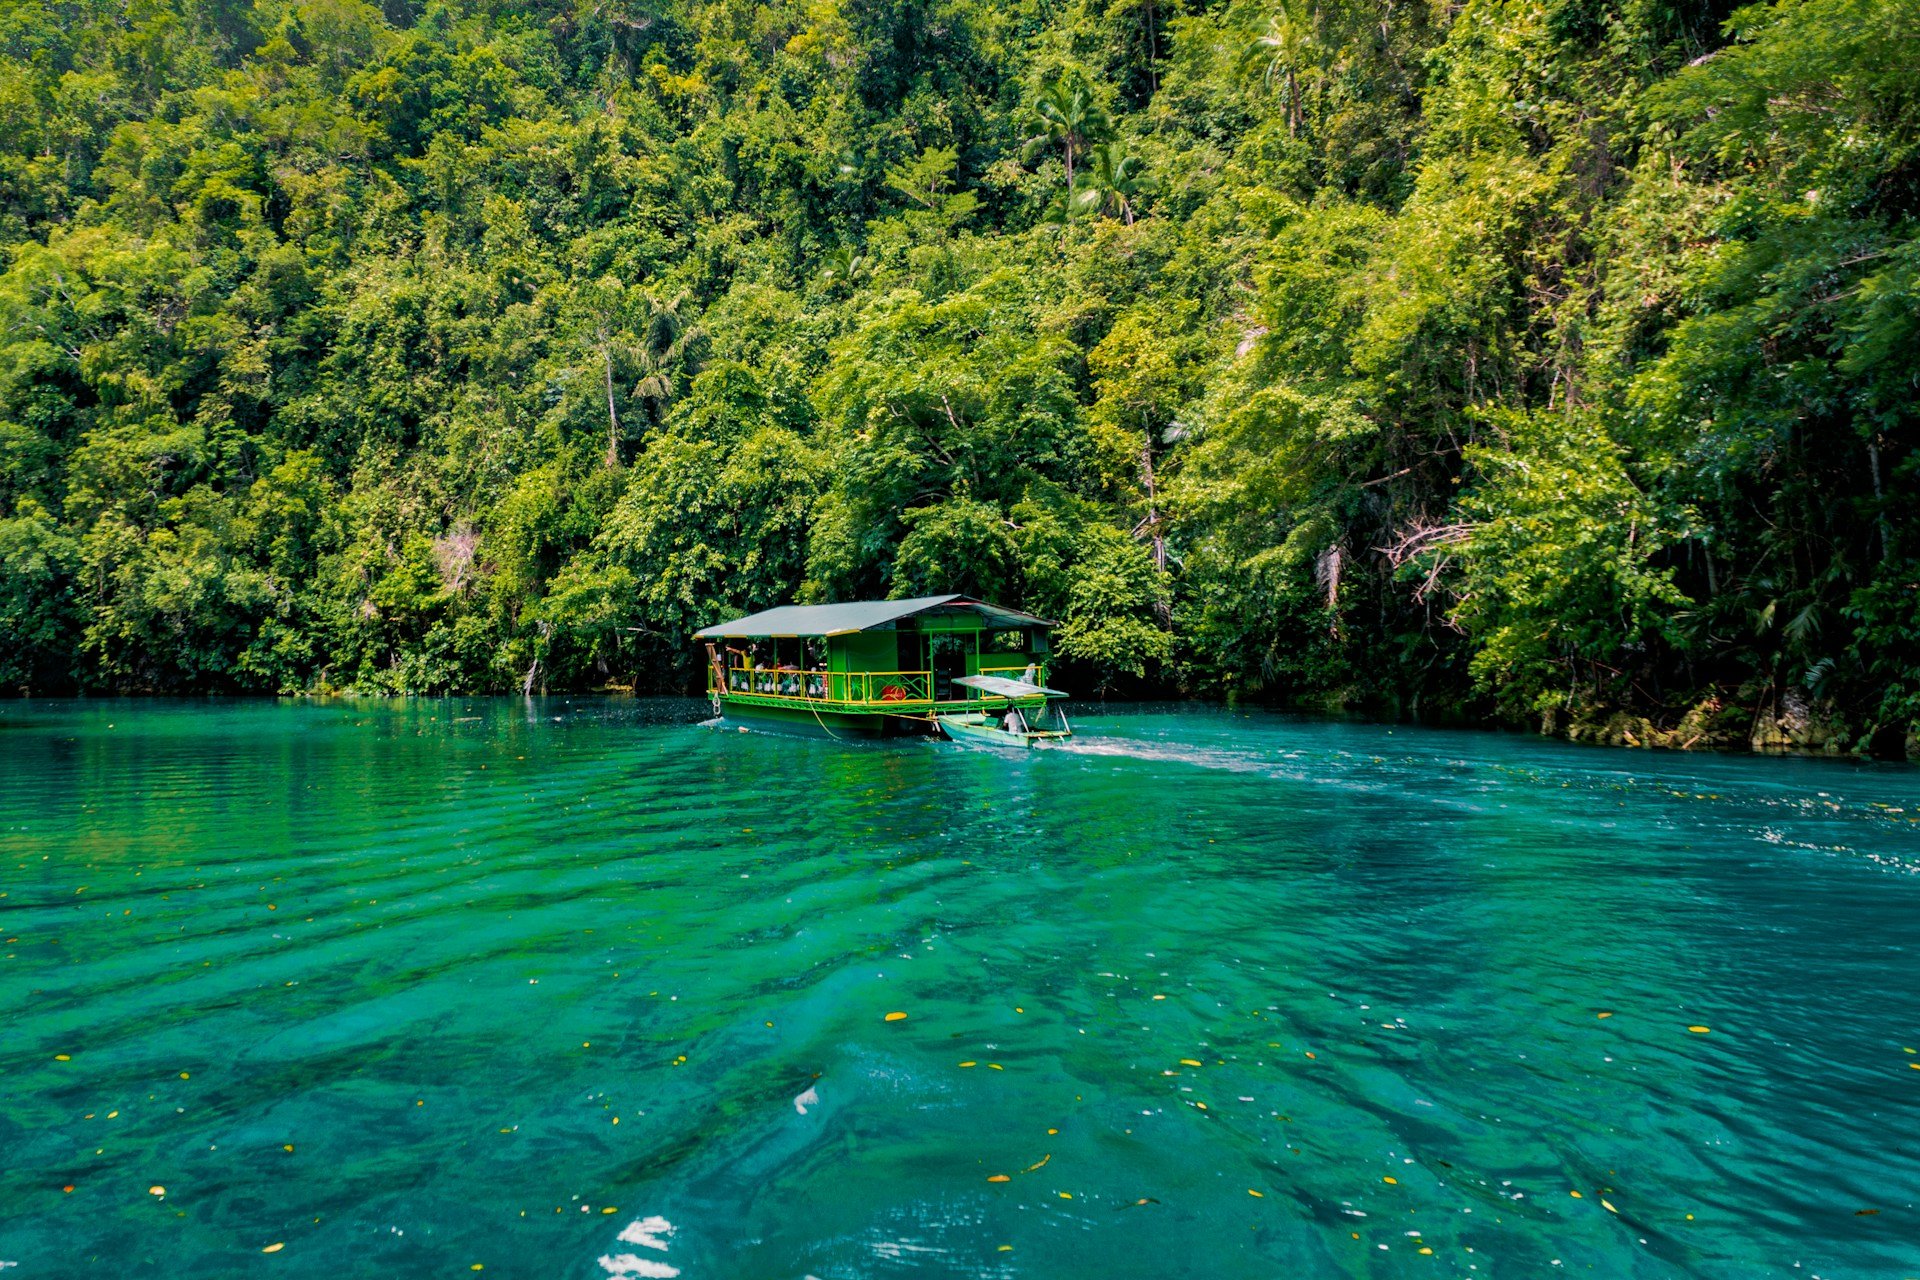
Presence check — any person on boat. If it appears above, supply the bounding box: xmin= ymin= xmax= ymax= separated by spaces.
xmin=1003 ymin=707 xmax=1023 ymax=734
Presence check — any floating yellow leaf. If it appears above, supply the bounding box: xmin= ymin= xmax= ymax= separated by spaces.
xmin=885 ymin=1012 xmax=907 ymax=1022
xmin=1152 ymin=995 xmax=1166 ymax=1001
xmin=148 ymin=1186 xmax=165 ymax=1196
xmin=1179 ymin=1059 xmax=1203 ymax=1068
xmin=997 ymin=1245 xmax=1013 ymax=1252
xmin=54 ymin=1054 xmax=70 ymax=1062
xmin=1569 ymin=1190 xmax=1582 ymax=1198
xmin=1687 ymin=1026 xmax=1711 ymax=1034
xmin=958 ymin=1061 xmax=976 ymax=1068
xmin=1418 ymin=1247 xmax=1433 ymax=1255
xmin=987 ymin=1175 xmax=1010 ymax=1183
xmin=1596 ymin=1012 xmax=1613 ymax=1019
xmin=1026 ymin=1154 xmax=1050 ymax=1172
xmin=1304 ymin=1052 xmax=1316 ymax=1059
xmin=1058 ymin=1192 xmax=1072 ymax=1200
xmin=179 ymin=1072 xmax=190 ymax=1080
xmin=262 ymin=1243 xmax=284 ymax=1254
xmin=988 ymin=1063 xmax=1004 ymax=1071
xmin=1382 ymin=1176 xmax=1397 ymax=1185
xmin=1046 ymin=1128 xmax=1058 ymax=1135
xmin=282 ymin=1144 xmax=294 ymax=1153
xmin=602 ymin=1207 xmax=617 ymax=1215
xmin=1193 ymin=1102 xmax=1207 ymax=1110
xmin=1248 ymin=1189 xmax=1264 ymax=1198
xmin=1601 ymin=1199 xmax=1618 ymax=1214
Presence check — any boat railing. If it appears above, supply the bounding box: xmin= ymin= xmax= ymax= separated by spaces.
xmin=713 ymin=664 xmax=933 ymax=706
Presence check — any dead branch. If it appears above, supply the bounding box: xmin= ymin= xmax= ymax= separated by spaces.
xmin=1376 ymin=520 xmax=1472 ymax=569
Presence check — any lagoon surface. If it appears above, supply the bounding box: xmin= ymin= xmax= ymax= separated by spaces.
xmin=3 ymin=699 xmax=1919 ymax=1278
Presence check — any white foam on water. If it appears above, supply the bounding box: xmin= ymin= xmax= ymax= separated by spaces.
xmin=793 ymin=1085 xmax=819 ymax=1115
xmin=600 ymin=1216 xmax=679 ymax=1278
xmin=599 ymin=1254 xmax=680 ymax=1279
xmin=617 ymin=1216 xmax=675 ymax=1250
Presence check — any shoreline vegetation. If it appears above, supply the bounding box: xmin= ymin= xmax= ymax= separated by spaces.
xmin=2 ymin=0 xmax=1916 ymax=758
xmin=10 ymin=690 xmax=1903 ymax=763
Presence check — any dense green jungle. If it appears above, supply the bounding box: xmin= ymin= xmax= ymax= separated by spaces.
xmin=1 ymin=0 xmax=1916 ymax=752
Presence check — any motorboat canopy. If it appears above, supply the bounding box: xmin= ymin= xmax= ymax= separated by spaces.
xmin=950 ymin=674 xmax=1064 ymax=699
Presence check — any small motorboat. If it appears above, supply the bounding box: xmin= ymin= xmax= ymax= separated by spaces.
xmin=935 ymin=675 xmax=1072 ymax=749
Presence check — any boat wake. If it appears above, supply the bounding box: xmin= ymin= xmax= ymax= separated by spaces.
xmin=1043 ymin=734 xmax=1433 ymax=800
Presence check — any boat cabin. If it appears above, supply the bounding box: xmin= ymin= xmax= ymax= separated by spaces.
xmin=694 ymin=595 xmax=1059 ymax=736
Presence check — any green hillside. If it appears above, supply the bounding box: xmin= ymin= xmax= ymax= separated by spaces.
xmin=2 ymin=0 xmax=1915 ymax=749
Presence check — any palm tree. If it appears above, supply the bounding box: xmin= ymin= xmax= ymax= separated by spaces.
xmin=1248 ymin=2 xmax=1318 ymax=138
xmin=1071 ymin=140 xmax=1153 ymax=225
xmin=1021 ymin=78 xmax=1109 ymax=189
xmin=624 ymin=289 xmax=704 ymax=461
xmin=817 ymin=244 xmax=871 ymax=292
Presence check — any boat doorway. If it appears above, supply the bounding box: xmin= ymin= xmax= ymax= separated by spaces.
xmin=928 ymin=633 xmax=970 ymax=701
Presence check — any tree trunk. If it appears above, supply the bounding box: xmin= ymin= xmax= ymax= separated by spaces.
xmin=1146 ymin=2 xmax=1158 ymax=93
xmin=1141 ymin=443 xmax=1165 ymax=573
xmin=1869 ymin=434 xmax=1891 ymax=562
xmin=602 ymin=344 xmax=621 ymax=469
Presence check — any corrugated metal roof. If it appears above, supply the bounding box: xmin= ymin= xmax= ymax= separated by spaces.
xmin=694 ymin=595 xmax=1053 ymax=639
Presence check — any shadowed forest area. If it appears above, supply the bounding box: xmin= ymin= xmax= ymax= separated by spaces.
xmin=2 ymin=0 xmax=1916 ymax=752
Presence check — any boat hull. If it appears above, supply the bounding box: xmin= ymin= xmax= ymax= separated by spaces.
xmin=935 ymin=712 xmax=1069 ymax=749
xmin=717 ymin=699 xmax=932 ymax=739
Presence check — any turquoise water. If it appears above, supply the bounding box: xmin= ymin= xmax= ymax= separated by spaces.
xmin=3 ymin=700 xmax=1919 ymax=1278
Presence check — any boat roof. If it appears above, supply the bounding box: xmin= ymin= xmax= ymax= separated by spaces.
xmin=952 ymin=674 xmax=1064 ymax=698
xmin=695 ymin=595 xmax=1053 ymax=639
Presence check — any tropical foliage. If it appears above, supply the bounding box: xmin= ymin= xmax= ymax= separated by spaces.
xmin=1 ymin=0 xmax=1915 ymax=750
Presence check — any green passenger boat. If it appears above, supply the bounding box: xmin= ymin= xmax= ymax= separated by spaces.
xmin=694 ymin=595 xmax=1071 ymax=740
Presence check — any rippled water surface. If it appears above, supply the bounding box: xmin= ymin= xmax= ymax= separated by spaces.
xmin=4 ymin=699 xmax=1920 ymax=1279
